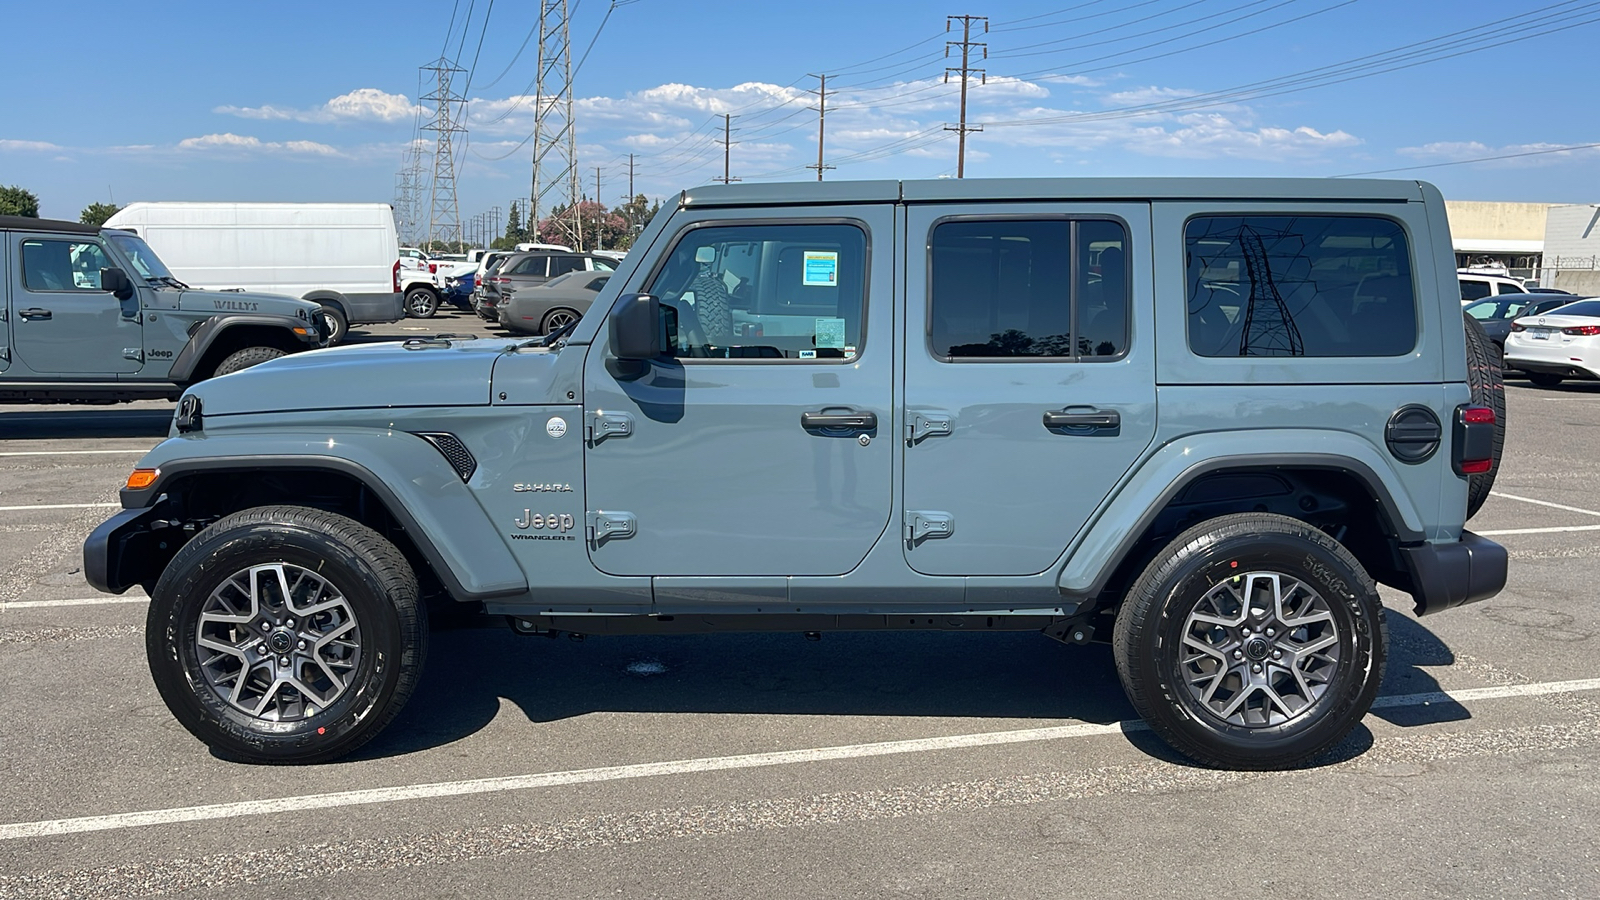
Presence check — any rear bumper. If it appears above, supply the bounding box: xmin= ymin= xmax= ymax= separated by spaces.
xmin=342 ymin=291 xmax=406 ymax=325
xmin=1397 ymin=531 xmax=1508 ymax=616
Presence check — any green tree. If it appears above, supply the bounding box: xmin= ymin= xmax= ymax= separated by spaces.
xmin=0 ymin=185 xmax=40 ymax=217
xmin=80 ymin=202 xmax=120 ymax=227
xmin=491 ymin=200 xmax=530 ymax=250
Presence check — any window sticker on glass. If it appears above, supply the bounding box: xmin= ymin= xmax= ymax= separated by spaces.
xmin=799 ymin=350 xmax=817 ymax=359
xmin=815 ymin=317 xmax=846 ymax=349
xmin=803 ymin=251 xmax=838 ymax=286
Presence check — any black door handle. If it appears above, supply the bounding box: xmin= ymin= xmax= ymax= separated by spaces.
xmin=19 ymin=308 xmax=52 ymax=320
xmin=1043 ymin=408 xmax=1120 ymax=430
xmin=801 ymin=408 xmax=878 ymax=433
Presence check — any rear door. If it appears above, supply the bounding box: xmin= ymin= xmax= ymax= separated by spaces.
xmin=11 ymin=233 xmax=143 ymax=375
xmin=901 ymin=203 xmax=1157 ymax=575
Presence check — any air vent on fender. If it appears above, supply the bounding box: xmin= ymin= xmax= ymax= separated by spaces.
xmin=413 ymin=432 xmax=477 ymax=482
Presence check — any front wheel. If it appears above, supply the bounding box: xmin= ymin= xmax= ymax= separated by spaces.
xmin=212 ymin=346 xmax=285 ymax=377
xmin=1113 ymin=513 xmax=1386 ymax=770
xmin=405 ymin=286 xmax=440 ymax=318
xmin=146 ymin=506 xmax=426 ymax=764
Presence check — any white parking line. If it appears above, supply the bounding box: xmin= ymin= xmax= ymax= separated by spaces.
xmin=0 ymin=449 xmax=150 ymax=457
xmin=0 ymin=503 xmax=120 ymax=512
xmin=0 ymin=596 xmax=147 ymax=610
xmin=1477 ymin=524 xmax=1600 ymax=536
xmin=3 ymin=676 xmax=1598 ymax=842
xmin=1489 ymin=491 xmax=1600 ymax=518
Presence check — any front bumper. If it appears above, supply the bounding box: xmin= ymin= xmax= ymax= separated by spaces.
xmin=83 ymin=503 xmax=171 ymax=595
xmin=1397 ymin=531 xmax=1508 ymax=616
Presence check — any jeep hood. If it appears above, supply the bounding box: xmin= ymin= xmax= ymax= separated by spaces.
xmin=177 ymin=288 xmax=322 ymax=318
xmin=189 ymin=337 xmax=562 ymax=415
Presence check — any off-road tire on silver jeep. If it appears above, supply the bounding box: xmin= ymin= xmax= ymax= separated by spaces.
xmin=1112 ymin=513 xmax=1387 ymax=770
xmin=213 ymin=346 xmax=286 ymax=378
xmin=1463 ymin=310 xmax=1505 ymax=519
xmin=146 ymin=506 xmax=427 ymax=764
xmin=406 ymin=286 xmax=440 ymax=318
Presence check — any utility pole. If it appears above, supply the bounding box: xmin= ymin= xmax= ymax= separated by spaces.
xmin=627 ymin=153 xmax=636 ymax=200
xmin=805 ymin=73 xmax=835 ymax=181
xmin=714 ymin=114 xmax=740 ymax=185
xmin=944 ymin=15 xmax=988 ymax=178
xmin=593 ymin=167 xmax=603 ymax=250
xmin=421 ymin=58 xmax=468 ymax=248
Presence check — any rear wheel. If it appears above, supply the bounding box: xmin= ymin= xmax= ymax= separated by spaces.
xmin=1463 ymin=311 xmax=1506 ymax=519
xmin=541 ymin=307 xmax=580 ymax=335
xmin=213 ymin=346 xmax=285 ymax=377
xmin=1528 ymin=372 xmax=1565 ymax=388
xmin=1113 ymin=513 xmax=1386 ymax=770
xmin=405 ymin=286 xmax=440 ymax=318
xmin=146 ymin=506 xmax=426 ymax=764
xmin=317 ymin=304 xmax=349 ymax=344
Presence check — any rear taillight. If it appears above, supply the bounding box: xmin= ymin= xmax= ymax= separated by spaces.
xmin=1511 ymin=323 xmax=1526 ymax=332
xmin=1454 ymin=405 xmax=1496 ymax=476
xmin=1563 ymin=325 xmax=1600 ymax=335
xmin=392 ymin=260 xmax=402 ymax=293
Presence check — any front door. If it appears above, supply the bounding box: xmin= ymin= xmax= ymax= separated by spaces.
xmin=902 ymin=203 xmax=1157 ymax=576
xmin=11 ymin=234 xmax=142 ymax=375
xmin=583 ymin=205 xmax=895 ymax=576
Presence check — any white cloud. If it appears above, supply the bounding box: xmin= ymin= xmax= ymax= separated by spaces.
xmin=177 ymin=133 xmax=343 ymax=156
xmin=216 ymin=88 xmax=423 ymax=124
xmin=0 ymin=139 xmax=63 ymax=152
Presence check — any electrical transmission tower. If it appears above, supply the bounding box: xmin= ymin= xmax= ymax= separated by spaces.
xmin=806 ymin=74 xmax=836 ymax=181
xmin=1236 ymin=225 xmax=1305 ymax=357
xmin=531 ymin=0 xmax=583 ymax=250
xmin=391 ymin=141 xmax=427 ymax=245
xmin=944 ymin=15 xmax=987 ymax=178
xmin=421 ymin=58 xmax=467 ymax=249
xmin=713 ymin=114 xmax=740 ymax=185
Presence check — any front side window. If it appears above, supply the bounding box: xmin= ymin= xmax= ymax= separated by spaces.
xmin=21 ymin=239 xmax=110 ymax=292
xmin=647 ymin=222 xmax=867 ymax=360
xmin=930 ymin=218 xmax=1128 ymax=360
xmin=1186 ymin=215 xmax=1417 ymax=358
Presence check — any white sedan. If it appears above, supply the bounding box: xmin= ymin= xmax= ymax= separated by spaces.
xmin=1503 ymin=298 xmax=1600 ymax=388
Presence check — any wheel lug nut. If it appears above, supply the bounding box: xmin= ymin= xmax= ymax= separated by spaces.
xmin=1233 ymin=650 xmax=1243 ymax=660
xmin=297 ymin=640 xmax=307 ymax=650
xmin=278 ymin=656 xmax=290 ymax=666
xmin=1251 ymin=663 xmax=1263 ymax=673
xmin=1265 ymin=627 xmax=1276 ymax=637
xmin=286 ymin=619 xmax=295 ymax=628
xmin=257 ymin=643 xmax=267 ymax=654
xmin=1241 ymin=626 xmax=1251 ymax=636
xmin=1272 ymin=650 xmax=1282 ymax=660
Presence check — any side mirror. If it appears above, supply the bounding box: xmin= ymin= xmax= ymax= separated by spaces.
xmin=100 ymin=267 xmax=134 ymax=301
xmin=609 ymin=293 xmax=662 ymax=360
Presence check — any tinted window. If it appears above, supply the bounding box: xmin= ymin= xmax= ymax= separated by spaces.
xmin=21 ymin=240 xmax=110 ymax=292
xmin=509 ymin=256 xmax=545 ymax=276
xmin=929 ymin=219 xmax=1128 ymax=360
xmin=1541 ymin=299 xmax=1600 ymax=318
xmin=1186 ymin=216 xmax=1416 ymax=357
xmin=1460 ymin=279 xmax=1492 ymax=302
xmin=647 ymin=222 xmax=866 ymax=361
xmin=584 ymin=274 xmax=610 ymax=292
xmin=548 ymin=256 xmax=585 ymax=277
xmin=1496 ymin=282 xmax=1527 ymax=294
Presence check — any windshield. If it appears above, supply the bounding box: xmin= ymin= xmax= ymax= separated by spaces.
xmin=106 ymin=231 xmax=175 ymax=280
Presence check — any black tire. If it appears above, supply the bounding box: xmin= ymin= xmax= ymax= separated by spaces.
xmin=541 ymin=307 xmax=581 ymax=335
xmin=1113 ymin=513 xmax=1387 ymax=770
xmin=146 ymin=506 xmax=426 ymax=764
xmin=1463 ymin=311 xmax=1505 ymax=520
xmin=406 ymin=286 xmax=440 ymax=318
xmin=316 ymin=304 xmax=349 ymax=344
xmin=213 ymin=346 xmax=285 ymax=378
xmin=1528 ymin=372 xmax=1565 ymax=388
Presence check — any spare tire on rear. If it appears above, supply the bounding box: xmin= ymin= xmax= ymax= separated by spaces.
xmin=1463 ymin=310 xmax=1505 ymax=520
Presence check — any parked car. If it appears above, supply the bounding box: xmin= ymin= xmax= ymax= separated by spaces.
xmin=104 ymin=202 xmax=405 ymax=344
xmin=1458 ymin=269 xmax=1529 ymax=303
xmin=1464 ymin=294 xmax=1588 ymax=352
xmin=1504 ymin=297 xmax=1600 ymax=387
xmin=87 ymin=177 xmax=1506 ymax=771
xmin=477 ymin=251 xmax=616 ymax=321
xmin=1 ymin=215 xmax=324 ymax=402
xmin=1528 ymin=287 xmax=1575 ymax=294
xmin=498 ymin=270 xmax=611 ymax=335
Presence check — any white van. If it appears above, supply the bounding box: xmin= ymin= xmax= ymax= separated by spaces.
xmin=104 ymin=202 xmax=406 ymax=342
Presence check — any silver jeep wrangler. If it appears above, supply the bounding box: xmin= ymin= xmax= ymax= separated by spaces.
xmin=85 ymin=178 xmax=1507 ymax=770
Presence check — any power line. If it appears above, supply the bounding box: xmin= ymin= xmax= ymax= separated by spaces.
xmin=1334 ymin=142 xmax=1600 ymax=178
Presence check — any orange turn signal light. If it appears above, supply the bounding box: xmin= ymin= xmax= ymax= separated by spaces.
xmin=125 ymin=468 xmax=158 ymax=490
xmin=293 ymin=326 xmax=310 ymax=335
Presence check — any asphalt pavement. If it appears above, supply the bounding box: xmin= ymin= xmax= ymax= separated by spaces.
xmin=2 ymin=349 xmax=1599 ymax=899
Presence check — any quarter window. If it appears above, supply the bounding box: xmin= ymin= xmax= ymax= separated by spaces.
xmin=929 ymin=219 xmax=1129 ymax=360
xmin=21 ymin=239 xmax=110 ymax=292
xmin=646 ymin=222 xmax=866 ymax=360
xmin=1186 ymin=215 xmax=1417 ymax=358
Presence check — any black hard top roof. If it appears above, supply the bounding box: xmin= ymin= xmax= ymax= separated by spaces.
xmin=0 ymin=215 xmax=100 ymax=235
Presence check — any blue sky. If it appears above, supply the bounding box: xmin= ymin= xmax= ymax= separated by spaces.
xmin=4 ymin=0 xmax=1599 ymax=230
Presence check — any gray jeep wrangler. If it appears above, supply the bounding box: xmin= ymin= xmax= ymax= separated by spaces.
xmin=85 ymin=178 xmax=1508 ymax=770
xmin=1 ymin=215 xmax=324 ymax=402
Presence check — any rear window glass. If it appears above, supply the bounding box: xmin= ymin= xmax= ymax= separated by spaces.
xmin=1186 ymin=215 xmax=1417 ymax=358
xmin=1540 ymin=299 xmax=1600 ymax=318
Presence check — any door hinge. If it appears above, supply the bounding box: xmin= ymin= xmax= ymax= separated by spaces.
xmin=905 ymin=510 xmax=955 ymax=544
xmin=906 ymin=413 xmax=952 ymax=444
xmin=587 ymin=510 xmax=637 ymax=545
xmin=586 ymin=411 xmax=633 ymax=445
xmin=122 ymin=348 xmax=143 ymax=362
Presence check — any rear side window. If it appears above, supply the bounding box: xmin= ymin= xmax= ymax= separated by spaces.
xmin=510 ymin=256 xmax=545 ymax=276
xmin=548 ymin=256 xmax=585 ymax=277
xmin=929 ymin=218 xmax=1129 ymax=360
xmin=1186 ymin=215 xmax=1417 ymax=358
xmin=1496 ymin=282 xmax=1527 ymax=295
xmin=1459 ymin=279 xmax=1492 ymax=302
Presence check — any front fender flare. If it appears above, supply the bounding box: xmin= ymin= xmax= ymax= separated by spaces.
xmin=119 ymin=430 xmax=528 ymax=601
xmin=169 ymin=314 xmax=317 ymax=382
xmin=1058 ymin=430 xmax=1429 ymax=598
